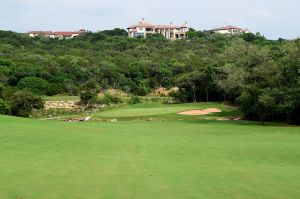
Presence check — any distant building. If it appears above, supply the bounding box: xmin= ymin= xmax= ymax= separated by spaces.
xmin=28 ymin=31 xmax=55 ymax=38
xmin=28 ymin=29 xmax=87 ymax=39
xmin=127 ymin=18 xmax=188 ymax=39
xmin=211 ymin=25 xmax=250 ymax=35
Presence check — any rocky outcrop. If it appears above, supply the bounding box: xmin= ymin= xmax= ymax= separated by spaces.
xmin=44 ymin=100 xmax=82 ymax=110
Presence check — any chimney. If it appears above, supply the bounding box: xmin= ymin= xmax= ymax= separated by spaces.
xmin=170 ymin=22 xmax=173 ymax=26
xmin=141 ymin=18 xmax=145 ymax=23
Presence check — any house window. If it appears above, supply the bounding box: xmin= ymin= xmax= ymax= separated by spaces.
xmin=133 ymin=32 xmax=144 ymax=37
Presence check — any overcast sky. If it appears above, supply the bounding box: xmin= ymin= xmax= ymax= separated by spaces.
xmin=0 ymin=0 xmax=299 ymax=39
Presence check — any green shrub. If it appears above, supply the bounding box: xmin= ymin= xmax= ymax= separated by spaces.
xmin=128 ymin=95 xmax=141 ymax=104
xmin=162 ymin=98 xmax=177 ymax=104
xmin=99 ymin=93 xmax=122 ymax=105
xmin=169 ymin=90 xmax=188 ymax=103
xmin=46 ymin=83 xmax=64 ymax=96
xmin=80 ymin=90 xmax=97 ymax=105
xmin=0 ymin=99 xmax=10 ymax=115
xmin=18 ymin=77 xmax=49 ymax=95
xmin=9 ymin=90 xmax=44 ymax=117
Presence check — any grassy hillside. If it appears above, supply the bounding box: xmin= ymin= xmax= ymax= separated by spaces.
xmin=0 ymin=104 xmax=300 ymax=198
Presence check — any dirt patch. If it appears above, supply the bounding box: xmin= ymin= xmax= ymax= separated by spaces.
xmin=178 ymin=108 xmax=222 ymax=115
xmin=98 ymin=89 xmax=128 ymax=97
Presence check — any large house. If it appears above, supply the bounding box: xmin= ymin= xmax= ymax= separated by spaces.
xmin=211 ymin=25 xmax=250 ymax=35
xmin=28 ymin=29 xmax=87 ymax=39
xmin=28 ymin=31 xmax=55 ymax=38
xmin=127 ymin=18 xmax=188 ymax=39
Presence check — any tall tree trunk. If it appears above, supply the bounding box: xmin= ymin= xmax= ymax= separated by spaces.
xmin=206 ymin=87 xmax=209 ymax=102
xmin=259 ymin=114 xmax=265 ymax=125
xmin=192 ymin=84 xmax=197 ymax=103
xmin=256 ymin=104 xmax=265 ymax=125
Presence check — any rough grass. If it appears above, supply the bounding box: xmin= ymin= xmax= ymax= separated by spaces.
xmin=0 ymin=103 xmax=300 ymax=199
xmin=42 ymin=95 xmax=80 ymax=101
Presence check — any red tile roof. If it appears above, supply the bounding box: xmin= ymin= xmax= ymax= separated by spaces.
xmin=211 ymin=25 xmax=244 ymax=31
xmin=155 ymin=25 xmax=181 ymax=29
xmin=128 ymin=21 xmax=155 ymax=29
xmin=54 ymin=31 xmax=80 ymax=37
xmin=128 ymin=19 xmax=187 ymax=30
xmin=28 ymin=30 xmax=85 ymax=37
xmin=28 ymin=31 xmax=54 ymax=35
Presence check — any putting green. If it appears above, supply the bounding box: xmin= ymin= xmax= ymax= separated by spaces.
xmin=95 ymin=102 xmax=228 ymax=118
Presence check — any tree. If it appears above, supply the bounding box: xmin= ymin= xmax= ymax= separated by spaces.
xmin=186 ymin=28 xmax=198 ymax=39
xmin=9 ymin=90 xmax=44 ymax=117
xmin=256 ymin=89 xmax=277 ymax=124
xmin=80 ymin=80 xmax=99 ymax=109
xmin=239 ymin=87 xmax=279 ymax=124
xmin=102 ymin=28 xmax=128 ymax=37
xmin=97 ymin=61 xmax=120 ymax=88
xmin=146 ymin=33 xmax=167 ymax=48
xmin=0 ymin=59 xmax=12 ymax=84
xmin=186 ymin=28 xmax=206 ymax=39
xmin=0 ymin=84 xmax=4 ymax=99
xmin=214 ymin=63 xmax=247 ymax=101
xmin=0 ymin=29 xmax=299 ymax=124
xmin=176 ymin=71 xmax=206 ymax=103
xmin=80 ymin=90 xmax=97 ymax=108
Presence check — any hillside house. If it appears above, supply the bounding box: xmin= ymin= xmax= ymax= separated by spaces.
xmin=211 ymin=25 xmax=250 ymax=35
xmin=127 ymin=18 xmax=188 ymax=39
xmin=28 ymin=29 xmax=87 ymax=39
xmin=28 ymin=31 xmax=55 ymax=38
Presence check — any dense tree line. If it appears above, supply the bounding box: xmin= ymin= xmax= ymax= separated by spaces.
xmin=0 ymin=29 xmax=299 ymax=123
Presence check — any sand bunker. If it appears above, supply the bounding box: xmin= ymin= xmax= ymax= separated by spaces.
xmin=178 ymin=108 xmax=222 ymax=115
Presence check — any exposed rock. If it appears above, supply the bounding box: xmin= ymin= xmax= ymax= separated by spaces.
xmin=44 ymin=100 xmax=82 ymax=110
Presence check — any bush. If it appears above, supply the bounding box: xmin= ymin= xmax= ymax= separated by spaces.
xmin=9 ymin=90 xmax=44 ymax=117
xmin=169 ymin=90 xmax=188 ymax=103
xmin=18 ymin=77 xmax=49 ymax=95
xmin=0 ymin=99 xmax=10 ymax=115
xmin=162 ymin=98 xmax=177 ymax=104
xmin=80 ymin=90 xmax=97 ymax=105
xmin=46 ymin=83 xmax=64 ymax=96
xmin=128 ymin=95 xmax=141 ymax=104
xmin=99 ymin=93 xmax=122 ymax=105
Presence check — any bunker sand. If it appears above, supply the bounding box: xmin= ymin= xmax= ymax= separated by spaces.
xmin=178 ymin=108 xmax=222 ymax=115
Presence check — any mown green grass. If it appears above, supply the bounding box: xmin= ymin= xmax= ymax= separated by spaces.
xmin=93 ymin=102 xmax=240 ymax=121
xmin=0 ymin=103 xmax=300 ymax=199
